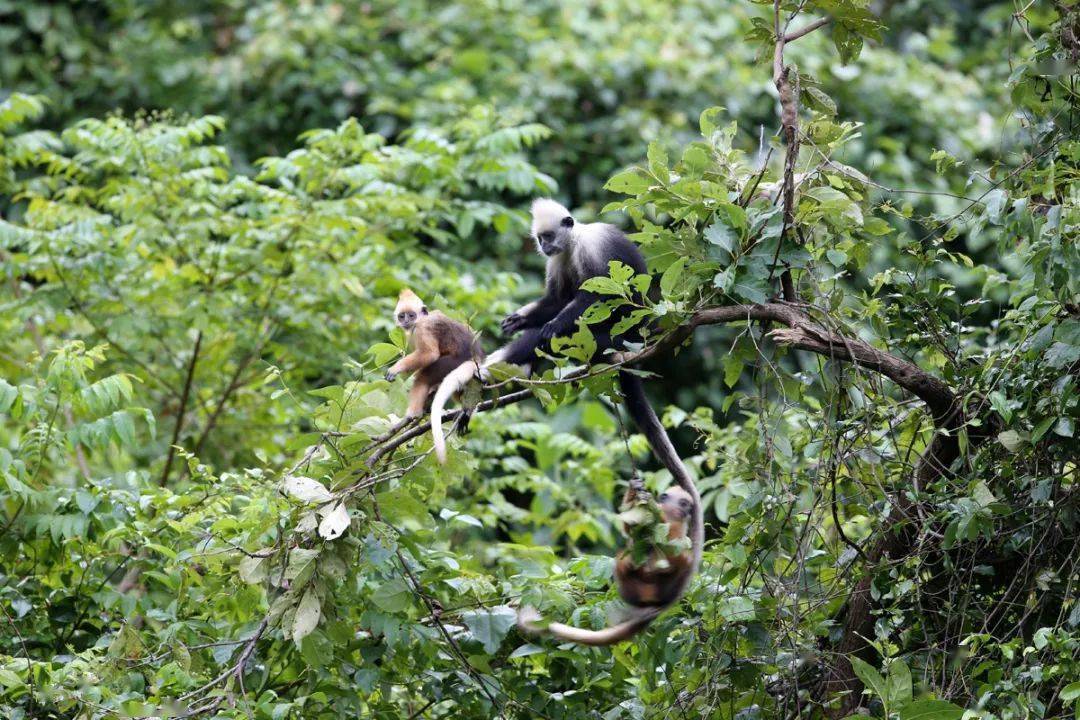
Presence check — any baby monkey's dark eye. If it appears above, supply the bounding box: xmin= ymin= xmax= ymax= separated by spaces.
xmin=539 ymin=231 xmax=554 ymax=242
xmin=680 ymin=498 xmax=691 ymax=509
xmin=659 ymin=492 xmax=669 ymax=501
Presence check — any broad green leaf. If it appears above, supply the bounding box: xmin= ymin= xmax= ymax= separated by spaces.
xmin=371 ymin=578 xmax=412 ymax=613
xmin=461 ymin=605 xmax=517 ymax=654
xmin=898 ymin=700 xmax=965 ymax=720
xmin=238 ymin=555 xmax=268 ymax=585
xmin=705 ymin=221 xmax=736 ymax=253
xmin=605 ymin=170 xmax=650 ymax=195
xmin=293 ymin=589 xmax=321 ymax=644
xmin=887 ymin=659 xmax=913 ymax=707
xmin=850 ymin=657 xmax=888 ymax=703
xmin=660 ymin=257 xmax=687 ymax=297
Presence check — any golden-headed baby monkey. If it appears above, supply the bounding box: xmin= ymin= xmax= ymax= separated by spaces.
xmin=518 ymin=481 xmax=701 ymax=646
xmin=385 ymin=289 xmax=483 ymax=425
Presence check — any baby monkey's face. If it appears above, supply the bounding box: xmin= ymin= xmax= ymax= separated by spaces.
xmin=396 ymin=306 xmax=419 ymax=330
xmin=658 ymin=487 xmax=694 ymax=523
xmin=394 ymin=289 xmax=426 ymax=331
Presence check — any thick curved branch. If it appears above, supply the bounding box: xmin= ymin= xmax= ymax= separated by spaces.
xmin=635 ymin=303 xmax=958 ymax=421
xmin=368 ymin=302 xmax=960 ymax=469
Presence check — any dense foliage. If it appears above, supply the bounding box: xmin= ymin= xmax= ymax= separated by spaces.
xmin=1 ymin=1 xmax=1077 ymax=719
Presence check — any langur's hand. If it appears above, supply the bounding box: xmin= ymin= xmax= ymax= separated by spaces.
xmin=540 ymin=320 xmax=562 ymax=341
xmin=385 ymin=369 xmax=398 ymax=382
xmin=501 ymin=312 xmax=526 ymax=335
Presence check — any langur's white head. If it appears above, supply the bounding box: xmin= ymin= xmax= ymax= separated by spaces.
xmin=395 ymin=289 xmax=427 ymax=331
xmin=530 ymin=198 xmax=575 ymax=257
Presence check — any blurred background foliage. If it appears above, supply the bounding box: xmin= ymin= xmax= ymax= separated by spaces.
xmin=0 ymin=1 xmax=1077 ymax=719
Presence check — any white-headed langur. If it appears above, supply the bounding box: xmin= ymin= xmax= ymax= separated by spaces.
xmin=431 ymin=199 xmax=704 ymax=640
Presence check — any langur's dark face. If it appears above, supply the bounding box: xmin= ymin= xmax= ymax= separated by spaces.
xmin=534 ymin=216 xmax=574 ymax=256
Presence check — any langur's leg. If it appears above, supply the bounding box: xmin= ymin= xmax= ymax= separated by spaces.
xmin=421 ymin=354 xmax=479 ymax=435
xmin=488 ymin=327 xmax=545 ymax=368
xmin=406 ymin=379 xmax=432 ymax=417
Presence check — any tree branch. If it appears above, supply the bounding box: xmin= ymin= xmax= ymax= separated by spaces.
xmin=772 ymin=0 xmax=801 ymax=302
xmin=367 ymin=303 xmax=960 ymax=469
xmin=784 ymin=16 xmax=830 ymax=43
xmin=161 ymin=331 xmax=203 ymax=486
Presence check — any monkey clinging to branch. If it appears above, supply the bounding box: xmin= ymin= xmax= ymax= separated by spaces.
xmin=518 ymin=479 xmax=701 ymax=645
xmin=385 ymin=289 xmax=483 ymax=428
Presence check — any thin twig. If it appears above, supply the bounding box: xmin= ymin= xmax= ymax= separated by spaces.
xmin=161 ymin=331 xmax=203 ymax=486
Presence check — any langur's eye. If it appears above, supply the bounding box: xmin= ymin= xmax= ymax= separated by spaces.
xmin=539 ymin=232 xmax=554 ymax=242
xmin=680 ymin=498 xmax=691 ymax=509
xmin=659 ymin=493 xmax=669 ymax=501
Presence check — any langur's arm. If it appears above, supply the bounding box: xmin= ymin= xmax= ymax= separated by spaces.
xmin=387 ymin=327 xmax=439 ymax=379
xmin=502 ymin=290 xmax=564 ymax=334
xmin=539 ymin=290 xmax=597 ymax=340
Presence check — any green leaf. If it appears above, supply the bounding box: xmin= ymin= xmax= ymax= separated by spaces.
xmin=997 ymin=430 xmax=1024 ymax=452
xmin=887 ymin=659 xmax=913 ymax=707
xmin=833 ymin=23 xmax=865 ymax=64
xmin=293 ymin=589 xmax=321 ymax=644
xmin=660 ymin=257 xmax=687 ymax=297
xmin=723 ymin=354 xmax=742 ymax=388
xmin=238 ymin=555 xmax=268 ymax=585
xmin=805 ymin=86 xmax=837 ymax=116
xmin=368 ymin=343 xmax=402 ymax=367
xmin=1061 ymin=682 xmax=1080 ymax=702
xmin=897 ymin=700 xmax=965 ymax=720
xmin=371 ymin=578 xmax=412 ymax=613
xmin=580 ymin=276 xmax=625 ymax=296
xmin=611 ymin=309 xmax=652 ymax=338
xmin=508 ymin=643 xmax=544 ymax=659
xmin=461 ymin=605 xmax=517 ymax=654
xmin=716 ymin=595 xmax=755 ymax=622
xmin=984 ymin=189 xmax=1008 ymax=224
xmin=682 ymin=146 xmax=708 ymax=175
xmin=605 ymin=170 xmax=650 ymax=195
xmin=699 ymin=106 xmax=724 ymax=137
xmin=647 ymin=141 xmax=669 ymax=183
xmin=705 ymin=221 xmax=736 ymax=254
xmin=849 ymin=657 xmax=888 ymax=703
xmin=1045 ymin=342 xmax=1080 ymax=369
xmin=284 ymin=548 xmax=320 ymax=585
xmin=0 ymin=379 xmax=17 ymax=414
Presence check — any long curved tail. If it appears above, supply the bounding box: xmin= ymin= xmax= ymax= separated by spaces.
xmin=517 ymin=605 xmax=661 ymax=646
xmin=617 ymin=370 xmax=704 ymax=575
xmin=516 ymin=373 xmax=703 ymax=647
xmin=431 ymin=359 xmax=480 ymax=463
